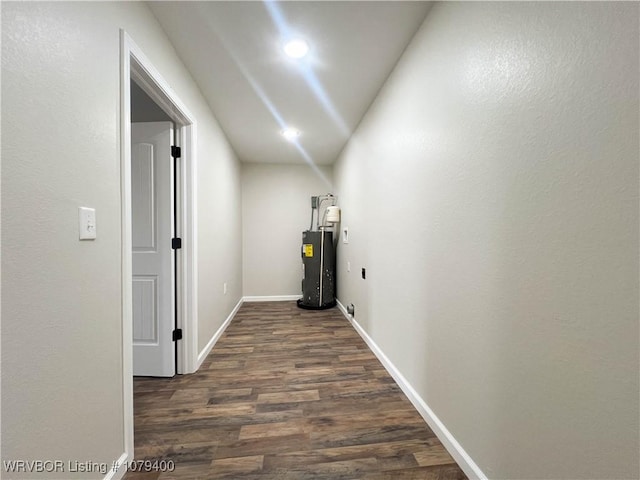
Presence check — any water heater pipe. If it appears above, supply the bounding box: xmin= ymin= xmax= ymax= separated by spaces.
xmin=316 ymin=194 xmax=337 ymax=230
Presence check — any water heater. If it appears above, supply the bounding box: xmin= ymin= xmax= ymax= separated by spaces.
xmin=298 ymin=230 xmax=336 ymax=309
xmin=297 ymin=195 xmax=339 ymax=310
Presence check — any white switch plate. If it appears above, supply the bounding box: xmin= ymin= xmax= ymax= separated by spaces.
xmin=347 ymin=261 xmax=351 ymax=272
xmin=78 ymin=207 xmax=96 ymax=240
xmin=342 ymin=227 xmax=349 ymax=244
xmin=223 ymin=282 xmax=228 ymax=295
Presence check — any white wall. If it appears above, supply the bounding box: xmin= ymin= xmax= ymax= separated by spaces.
xmin=196 ymin=129 xmax=242 ymax=353
xmin=334 ymin=3 xmax=639 ymax=479
xmin=242 ymin=163 xmax=333 ymax=297
xmin=1 ymin=1 xmax=242 ymax=477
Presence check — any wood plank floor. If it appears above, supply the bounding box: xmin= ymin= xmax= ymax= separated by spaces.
xmin=124 ymin=301 xmax=467 ymax=480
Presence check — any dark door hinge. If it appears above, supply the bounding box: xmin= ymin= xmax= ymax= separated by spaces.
xmin=172 ymin=329 xmax=183 ymax=341
xmin=172 ymin=238 xmax=182 ymax=249
xmin=171 ymin=146 xmax=181 ymax=158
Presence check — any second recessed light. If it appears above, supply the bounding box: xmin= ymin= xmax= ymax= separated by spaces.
xmin=282 ymin=127 xmax=301 ymax=141
xmin=283 ymin=39 xmax=309 ymax=59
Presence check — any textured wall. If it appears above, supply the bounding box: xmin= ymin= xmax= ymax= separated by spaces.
xmin=1 ymin=1 xmax=242 ymax=476
xmin=242 ymin=163 xmax=333 ymax=297
xmin=196 ymin=125 xmax=242 ymax=353
xmin=334 ymin=2 xmax=639 ymax=478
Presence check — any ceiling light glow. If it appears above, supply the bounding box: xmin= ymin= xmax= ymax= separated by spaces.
xmin=282 ymin=127 xmax=301 ymax=141
xmin=283 ymin=39 xmax=309 ymax=59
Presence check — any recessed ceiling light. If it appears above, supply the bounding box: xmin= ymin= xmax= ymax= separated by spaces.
xmin=281 ymin=127 xmax=301 ymax=141
xmin=283 ymin=39 xmax=309 ymax=59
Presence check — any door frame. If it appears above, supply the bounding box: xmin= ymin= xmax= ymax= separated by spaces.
xmin=120 ymin=30 xmax=199 ymax=458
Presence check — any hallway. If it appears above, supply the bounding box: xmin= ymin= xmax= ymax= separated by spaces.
xmin=125 ymin=302 xmax=467 ymax=479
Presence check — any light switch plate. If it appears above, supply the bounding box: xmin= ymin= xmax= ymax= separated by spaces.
xmin=342 ymin=227 xmax=349 ymax=244
xmin=79 ymin=207 xmax=96 ymax=240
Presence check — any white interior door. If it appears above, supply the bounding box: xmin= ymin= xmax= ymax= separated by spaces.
xmin=132 ymin=121 xmax=175 ymax=377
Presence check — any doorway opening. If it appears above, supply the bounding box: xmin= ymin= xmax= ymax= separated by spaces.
xmin=120 ymin=30 xmax=198 ymax=460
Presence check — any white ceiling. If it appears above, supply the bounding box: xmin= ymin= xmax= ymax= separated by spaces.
xmin=148 ymin=1 xmax=432 ymax=165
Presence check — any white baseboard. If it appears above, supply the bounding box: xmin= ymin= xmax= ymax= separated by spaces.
xmin=243 ymin=295 xmax=301 ymax=302
xmin=104 ymin=452 xmax=128 ymax=480
xmin=336 ymin=300 xmax=487 ymax=480
xmin=196 ymin=298 xmax=244 ymax=370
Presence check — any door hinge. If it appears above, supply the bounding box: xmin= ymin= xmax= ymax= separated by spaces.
xmin=172 ymin=329 xmax=183 ymax=341
xmin=171 ymin=146 xmax=181 ymax=158
xmin=172 ymin=237 xmax=182 ymax=249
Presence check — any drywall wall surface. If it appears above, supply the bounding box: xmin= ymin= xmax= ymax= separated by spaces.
xmin=333 ymin=136 xmax=373 ymax=330
xmin=196 ymin=128 xmax=243 ymax=353
xmin=334 ymin=2 xmax=639 ymax=479
xmin=1 ymin=1 xmax=242 ymax=477
xmin=2 ymin=3 xmax=128 ymax=475
xmin=242 ymin=163 xmax=333 ymax=297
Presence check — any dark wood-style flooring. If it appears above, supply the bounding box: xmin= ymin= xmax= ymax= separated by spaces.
xmin=124 ymin=301 xmax=467 ymax=479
